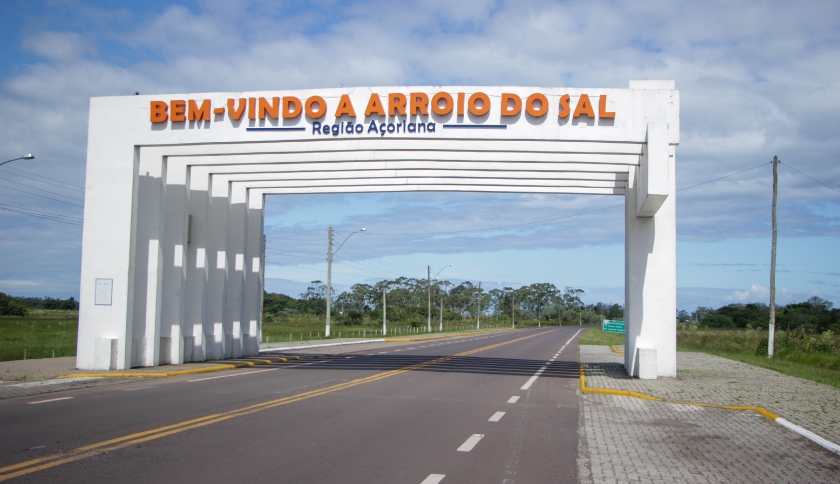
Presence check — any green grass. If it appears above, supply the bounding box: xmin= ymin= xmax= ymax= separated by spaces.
xmin=579 ymin=327 xmax=840 ymax=389
xmin=0 ymin=311 xmax=79 ymax=362
xmin=579 ymin=328 xmax=624 ymax=346
xmin=261 ymin=316 xmax=518 ymax=343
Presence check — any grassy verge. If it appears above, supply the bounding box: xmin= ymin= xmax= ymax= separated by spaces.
xmin=579 ymin=327 xmax=840 ymax=389
xmin=0 ymin=312 xmax=78 ymax=362
xmin=261 ymin=318 xmax=515 ymax=343
xmin=579 ymin=328 xmax=624 ymax=346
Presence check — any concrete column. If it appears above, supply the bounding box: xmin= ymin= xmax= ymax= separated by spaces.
xmin=77 ymin=97 xmax=140 ymax=371
xmin=624 ymin=123 xmax=677 ymax=379
xmin=242 ymin=190 xmax=265 ymax=356
xmin=158 ymin=160 xmax=189 ymax=365
xmin=224 ymin=184 xmax=248 ymax=358
xmin=204 ymin=176 xmax=230 ymax=360
xmin=129 ymin=151 xmax=166 ymax=368
xmin=183 ymin=172 xmax=210 ymax=362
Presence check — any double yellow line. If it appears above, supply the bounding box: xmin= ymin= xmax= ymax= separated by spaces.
xmin=1 ymin=330 xmax=546 ymax=481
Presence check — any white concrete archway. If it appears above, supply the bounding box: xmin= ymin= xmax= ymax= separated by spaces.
xmin=78 ymin=81 xmax=678 ymax=378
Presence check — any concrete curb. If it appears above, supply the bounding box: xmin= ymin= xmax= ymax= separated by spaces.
xmin=61 ymin=356 xmax=301 ymax=379
xmin=579 ymin=365 xmax=840 ymax=456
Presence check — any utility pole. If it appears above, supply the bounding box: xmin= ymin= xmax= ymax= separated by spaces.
xmin=476 ymin=282 xmax=481 ymax=330
xmin=439 ymin=297 xmax=444 ymax=332
xmin=326 ymin=226 xmax=333 ymax=337
xmin=427 ymin=265 xmax=432 ymax=333
xmin=382 ymin=287 xmax=387 ymax=336
xmin=511 ymin=291 xmax=515 ymax=328
xmin=769 ymin=155 xmax=779 ymax=358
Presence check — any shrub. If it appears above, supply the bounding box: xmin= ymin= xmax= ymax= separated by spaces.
xmin=0 ymin=293 xmax=27 ymax=316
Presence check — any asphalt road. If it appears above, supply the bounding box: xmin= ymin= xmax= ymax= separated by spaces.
xmin=0 ymin=326 xmax=584 ymax=483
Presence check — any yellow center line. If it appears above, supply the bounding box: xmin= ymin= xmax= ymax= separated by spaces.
xmin=0 ymin=329 xmax=548 ymax=481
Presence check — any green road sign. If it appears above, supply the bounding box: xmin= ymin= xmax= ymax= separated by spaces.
xmin=602 ymin=320 xmax=625 ymax=333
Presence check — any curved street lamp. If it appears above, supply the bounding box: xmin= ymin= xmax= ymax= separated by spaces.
xmin=0 ymin=154 xmax=35 ymax=169
xmin=428 ymin=263 xmax=453 ymax=332
xmin=326 ymin=227 xmax=365 ymax=337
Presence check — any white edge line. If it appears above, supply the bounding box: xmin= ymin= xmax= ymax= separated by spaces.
xmin=259 ymin=339 xmax=385 ymax=353
xmin=776 ymin=418 xmax=840 ymax=455
xmin=187 ymin=368 xmax=276 ymax=383
xmin=25 ymin=397 xmax=74 ymax=404
xmin=420 ymin=474 xmax=446 ymax=484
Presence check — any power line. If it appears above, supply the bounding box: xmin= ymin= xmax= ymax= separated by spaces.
xmin=676 ymin=161 xmax=770 ymax=192
xmin=780 ymin=162 xmax=840 ymax=194
xmin=0 ymin=170 xmax=85 ymax=193
xmin=0 ymin=204 xmax=84 ymax=226
xmin=0 ymin=176 xmax=86 ymax=201
xmin=0 ymin=183 xmax=85 ymax=207
xmin=0 ymin=166 xmax=84 ymax=191
xmin=362 ymin=161 xmax=776 ymax=237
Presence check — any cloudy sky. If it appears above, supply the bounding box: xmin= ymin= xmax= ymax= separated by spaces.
xmin=1 ymin=0 xmax=839 ymax=311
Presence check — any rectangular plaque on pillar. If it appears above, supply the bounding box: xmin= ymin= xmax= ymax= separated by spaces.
xmin=95 ymin=278 xmax=113 ymax=305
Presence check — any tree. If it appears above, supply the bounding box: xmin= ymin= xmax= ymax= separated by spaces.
xmin=0 ymin=293 xmax=27 ymax=316
xmin=299 ymin=280 xmax=327 ymax=315
xmin=522 ymin=283 xmax=559 ymax=324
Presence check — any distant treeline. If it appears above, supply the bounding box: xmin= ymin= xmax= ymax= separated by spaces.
xmin=681 ymin=297 xmax=839 ymax=333
xmin=0 ymin=293 xmax=79 ymax=316
xmin=264 ymin=278 xmax=624 ymax=326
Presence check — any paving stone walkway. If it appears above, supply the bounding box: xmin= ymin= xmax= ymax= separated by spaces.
xmin=578 ymin=346 xmax=840 ymax=483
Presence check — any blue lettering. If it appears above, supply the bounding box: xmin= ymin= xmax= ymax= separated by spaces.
xmin=427 ymin=122 xmax=435 ymax=132
xmin=387 ymin=123 xmax=395 ymax=133
xmin=418 ymin=122 xmax=426 ymax=133
xmin=408 ymin=122 xmax=416 ymax=133
xmin=332 ymin=124 xmax=339 ymax=136
xmin=380 ymin=123 xmax=387 ymax=137
xmin=312 ymin=122 xmax=322 ymax=134
xmin=368 ymin=120 xmax=378 ymax=133
xmin=355 ymin=123 xmax=363 ymax=134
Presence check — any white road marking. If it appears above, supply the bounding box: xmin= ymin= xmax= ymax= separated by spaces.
xmin=520 ymin=328 xmax=583 ymax=391
xmin=489 ymin=411 xmax=506 ymax=422
xmin=378 ymin=351 xmax=388 ymax=354
xmin=420 ymin=474 xmax=446 ymax=484
xmin=521 ymin=365 xmax=547 ymax=390
xmin=25 ymin=397 xmax=74 ymax=405
xmin=457 ymin=434 xmax=484 ymax=452
xmin=507 ymin=396 xmax=520 ymax=403
xmin=123 ymin=386 xmax=155 ymax=391
xmin=186 ymin=368 xmax=276 ymax=383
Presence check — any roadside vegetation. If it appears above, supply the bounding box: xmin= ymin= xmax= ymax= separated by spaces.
xmin=260 ymin=279 xmax=621 ymax=343
xmin=580 ymin=299 xmax=840 ymax=388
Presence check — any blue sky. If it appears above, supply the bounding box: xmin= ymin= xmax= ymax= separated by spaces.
xmin=1 ymin=0 xmax=839 ymax=311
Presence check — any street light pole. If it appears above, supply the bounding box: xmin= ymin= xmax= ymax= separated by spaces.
xmin=430 ymin=264 xmax=453 ymax=333
xmin=326 ymin=227 xmax=365 ymax=337
xmin=0 ymin=154 xmax=35 ymax=169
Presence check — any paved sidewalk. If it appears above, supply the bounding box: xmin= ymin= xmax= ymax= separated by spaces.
xmin=578 ymin=346 xmax=840 ymax=483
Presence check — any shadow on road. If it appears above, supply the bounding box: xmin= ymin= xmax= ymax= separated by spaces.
xmin=235 ymin=353 xmax=580 ymax=379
